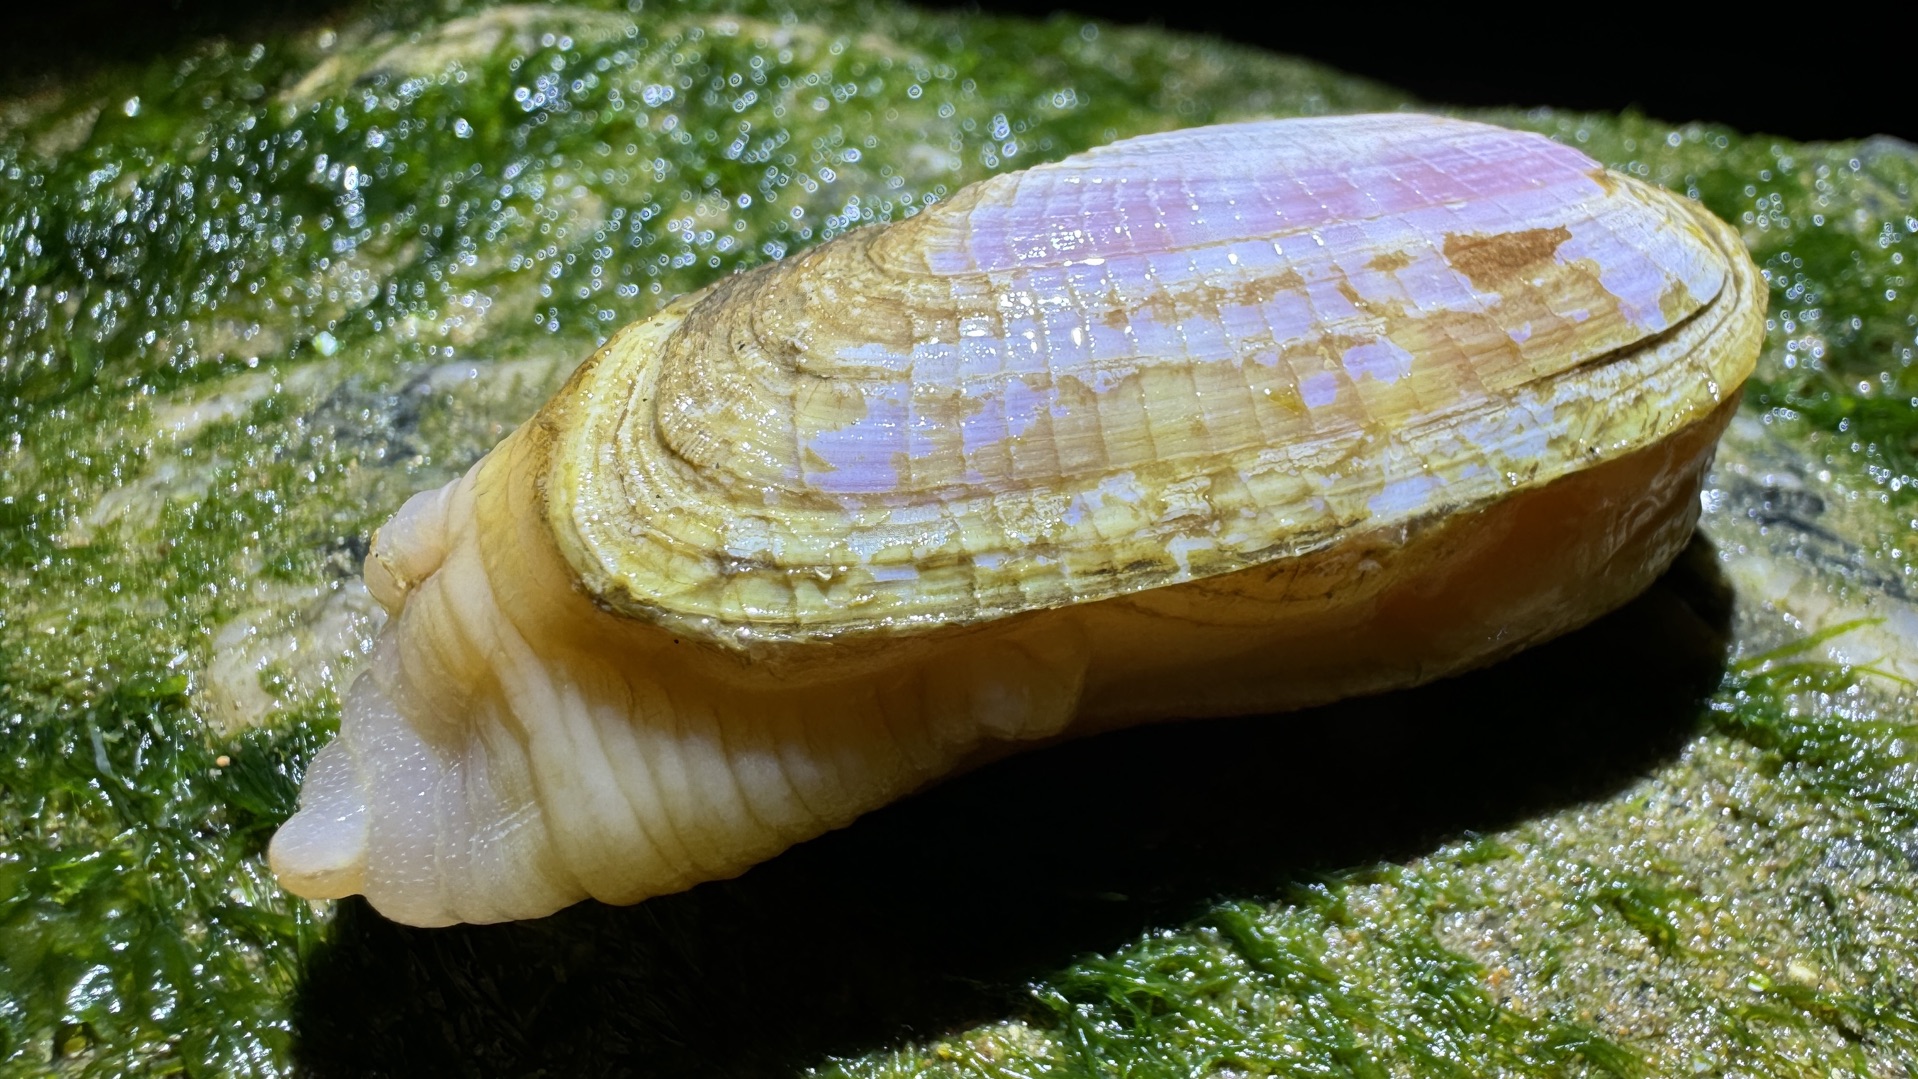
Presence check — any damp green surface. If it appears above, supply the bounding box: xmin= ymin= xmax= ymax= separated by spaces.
xmin=2 ymin=0 xmax=1916 ymax=1075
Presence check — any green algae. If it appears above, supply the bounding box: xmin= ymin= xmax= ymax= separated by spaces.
xmin=1 ymin=0 xmax=1915 ymax=1075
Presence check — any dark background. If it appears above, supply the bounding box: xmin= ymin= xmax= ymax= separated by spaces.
xmin=3 ymin=0 xmax=1911 ymax=145
xmin=917 ymin=1 xmax=1911 ymax=144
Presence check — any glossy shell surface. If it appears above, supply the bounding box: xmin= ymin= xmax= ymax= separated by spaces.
xmin=549 ymin=113 xmax=1747 ymax=646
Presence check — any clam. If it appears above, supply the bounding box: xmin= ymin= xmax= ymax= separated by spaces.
xmin=268 ymin=113 xmax=1763 ymax=926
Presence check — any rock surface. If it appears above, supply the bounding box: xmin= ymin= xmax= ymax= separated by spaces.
xmin=0 ymin=1 xmax=1914 ymax=1074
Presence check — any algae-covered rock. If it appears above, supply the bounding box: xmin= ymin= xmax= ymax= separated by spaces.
xmin=1 ymin=1 xmax=1914 ymax=1074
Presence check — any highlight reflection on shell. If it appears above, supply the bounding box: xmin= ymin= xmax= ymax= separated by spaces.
xmin=270 ymin=114 xmax=1764 ymax=926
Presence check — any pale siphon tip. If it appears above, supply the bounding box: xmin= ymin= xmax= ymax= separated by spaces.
xmin=267 ymin=739 xmax=369 ymax=900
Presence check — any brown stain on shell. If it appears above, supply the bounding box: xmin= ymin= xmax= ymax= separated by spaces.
xmin=1138 ymin=267 xmax=1310 ymax=326
xmin=1442 ymin=227 xmax=1573 ymax=290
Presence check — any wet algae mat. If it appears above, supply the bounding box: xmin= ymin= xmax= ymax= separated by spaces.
xmin=3 ymin=0 xmax=1917 ymax=1074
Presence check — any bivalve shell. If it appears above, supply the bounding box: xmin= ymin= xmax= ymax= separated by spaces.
xmin=270 ymin=114 xmax=1764 ymax=926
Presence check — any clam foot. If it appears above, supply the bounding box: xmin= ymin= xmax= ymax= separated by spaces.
xmin=1 ymin=0 xmax=1915 ymax=1075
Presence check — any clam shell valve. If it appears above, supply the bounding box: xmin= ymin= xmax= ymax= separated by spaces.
xmin=269 ymin=114 xmax=1764 ymax=926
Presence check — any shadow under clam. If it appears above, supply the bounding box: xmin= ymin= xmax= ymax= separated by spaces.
xmin=287 ymin=538 xmax=1734 ymax=1077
